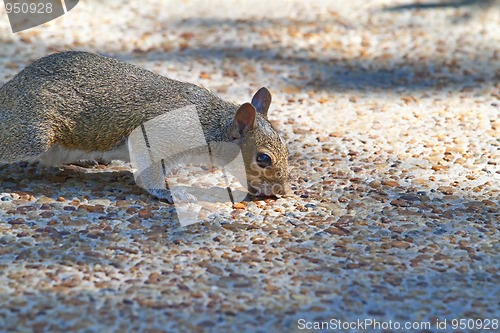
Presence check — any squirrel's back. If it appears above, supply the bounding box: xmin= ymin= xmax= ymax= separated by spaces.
xmin=0 ymin=51 xmax=235 ymax=154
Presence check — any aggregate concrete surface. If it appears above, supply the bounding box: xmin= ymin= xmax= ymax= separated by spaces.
xmin=0 ymin=1 xmax=499 ymax=332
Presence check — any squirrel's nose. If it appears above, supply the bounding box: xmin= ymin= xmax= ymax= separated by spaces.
xmin=274 ymin=182 xmax=293 ymax=196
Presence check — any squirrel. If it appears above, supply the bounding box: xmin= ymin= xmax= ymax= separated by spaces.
xmin=0 ymin=51 xmax=292 ymax=200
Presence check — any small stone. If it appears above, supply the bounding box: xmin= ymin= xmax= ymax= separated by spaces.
xmin=384 ymin=274 xmax=403 ymax=286
xmin=199 ymin=72 xmax=211 ymax=79
xmin=368 ymin=309 xmax=386 ymax=316
xmin=318 ymin=202 xmax=339 ymax=210
xmin=16 ymin=206 xmax=37 ymax=214
xmin=338 ymin=196 xmax=348 ymax=203
xmin=390 ymin=199 xmax=410 ymax=207
xmin=39 ymin=211 xmax=55 ymax=219
xmin=391 ymin=241 xmax=411 ymax=249
xmin=222 ymin=223 xmax=248 ymax=232
xmin=37 ymin=197 xmax=55 ymax=204
xmin=382 ymin=180 xmax=399 ymax=187
xmin=58 ymin=275 xmax=81 ymax=288
xmin=197 ymin=320 xmax=215 ymax=328
xmin=232 ymin=246 xmax=248 ymax=253
xmin=8 ymin=218 xmax=25 ymax=225
xmin=233 ymin=202 xmax=246 ymax=209
xmin=438 ymin=186 xmax=455 ymax=195
xmin=434 ymin=253 xmax=448 ymax=261
xmin=347 ymin=201 xmax=364 ymax=209
xmin=432 ymin=165 xmax=447 ymax=171
xmin=79 ymin=204 xmax=105 ymax=213
xmin=399 ymin=194 xmax=419 ymax=201
xmin=63 ymin=219 xmax=87 ymax=227
xmin=146 ymin=272 xmax=161 ymax=284
xmin=325 ymin=227 xmax=350 ymax=236
xmin=251 ymin=236 xmax=267 ymax=244
xmin=206 ymin=266 xmax=223 ymax=275
xmin=116 ymin=200 xmax=130 ymax=207
xmin=109 ymin=246 xmax=138 ymax=254
xmin=291 ymin=294 xmax=312 ymax=302
xmin=88 ymin=199 xmax=111 ymax=206
xmin=309 ymin=306 xmax=326 ymax=312
xmin=264 ymin=284 xmax=280 ymax=293
xmin=293 ymin=127 xmax=310 ymax=135
xmin=32 ymin=322 xmax=47 ymax=332
xmin=138 ymin=208 xmax=154 ymax=219
xmin=40 ymin=203 xmax=52 ymax=210
xmin=482 ymin=200 xmax=496 ymax=207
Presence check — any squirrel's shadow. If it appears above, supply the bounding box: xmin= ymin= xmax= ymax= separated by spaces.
xmin=0 ymin=162 xmax=252 ymax=203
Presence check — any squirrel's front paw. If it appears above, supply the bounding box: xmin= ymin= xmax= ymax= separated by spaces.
xmin=146 ymin=187 xmax=197 ymax=204
xmin=170 ymin=187 xmax=198 ymax=203
xmin=146 ymin=188 xmax=175 ymax=204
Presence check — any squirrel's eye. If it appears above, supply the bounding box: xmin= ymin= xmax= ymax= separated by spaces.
xmin=256 ymin=153 xmax=272 ymax=168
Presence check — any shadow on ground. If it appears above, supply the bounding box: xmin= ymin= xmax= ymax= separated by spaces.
xmin=383 ymin=0 xmax=498 ymax=11
xmin=1 ymin=5 xmax=498 ymax=93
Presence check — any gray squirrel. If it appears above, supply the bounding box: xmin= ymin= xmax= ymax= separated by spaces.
xmin=0 ymin=51 xmax=291 ymax=200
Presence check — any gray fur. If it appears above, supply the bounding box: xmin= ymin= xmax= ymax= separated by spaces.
xmin=0 ymin=51 xmax=291 ymax=197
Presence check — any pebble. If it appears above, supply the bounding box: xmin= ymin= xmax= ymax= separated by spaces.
xmin=391 ymin=241 xmax=411 ymax=249
xmin=8 ymin=218 xmax=25 ymax=225
xmin=39 ymin=211 xmax=55 ymax=219
xmin=232 ymin=246 xmax=248 ymax=253
xmin=324 ymin=227 xmax=350 ymax=236
xmin=138 ymin=208 xmax=154 ymax=219
xmin=251 ymin=236 xmax=267 ymax=244
xmin=232 ymin=202 xmax=246 ymax=209
xmin=37 ymin=197 xmax=55 ymax=204
xmin=79 ymin=204 xmax=105 ymax=213
xmin=382 ymin=180 xmax=399 ymax=187
xmin=390 ymin=199 xmax=411 ymax=207
xmin=88 ymin=199 xmax=112 ymax=206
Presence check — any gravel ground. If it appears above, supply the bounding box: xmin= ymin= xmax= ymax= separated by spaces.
xmin=0 ymin=0 xmax=499 ymax=332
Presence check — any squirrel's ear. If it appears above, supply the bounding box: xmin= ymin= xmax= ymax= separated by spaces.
xmin=251 ymin=87 xmax=272 ymax=117
xmin=231 ymin=103 xmax=256 ymax=140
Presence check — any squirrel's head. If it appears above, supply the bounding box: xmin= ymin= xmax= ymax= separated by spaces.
xmin=229 ymin=88 xmax=292 ymax=197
